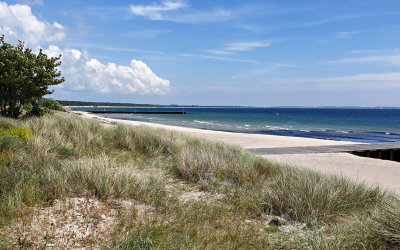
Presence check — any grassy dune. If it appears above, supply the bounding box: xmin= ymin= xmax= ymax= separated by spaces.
xmin=0 ymin=112 xmax=399 ymax=248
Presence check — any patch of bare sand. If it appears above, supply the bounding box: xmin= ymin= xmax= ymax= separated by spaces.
xmin=1 ymin=198 xmax=155 ymax=249
xmin=165 ymin=180 xmax=225 ymax=204
xmin=178 ymin=190 xmax=225 ymax=204
xmin=2 ymin=198 xmax=115 ymax=248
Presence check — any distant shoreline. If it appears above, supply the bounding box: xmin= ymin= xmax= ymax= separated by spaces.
xmin=58 ymin=99 xmax=400 ymax=109
xmin=70 ymin=107 xmax=400 ymax=143
xmin=65 ymin=105 xmax=400 ymax=109
xmin=66 ymin=106 xmax=248 ymax=109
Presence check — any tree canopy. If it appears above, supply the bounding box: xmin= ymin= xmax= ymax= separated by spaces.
xmin=0 ymin=35 xmax=64 ymax=118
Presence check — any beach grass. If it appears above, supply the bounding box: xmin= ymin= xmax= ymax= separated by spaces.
xmin=0 ymin=112 xmax=398 ymax=248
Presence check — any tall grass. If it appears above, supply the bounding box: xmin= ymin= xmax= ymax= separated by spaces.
xmin=0 ymin=112 xmax=398 ymax=248
xmin=0 ymin=113 xmax=168 ymax=226
xmin=25 ymin=114 xmax=108 ymax=157
xmin=175 ymin=142 xmax=278 ymax=185
xmin=114 ymin=201 xmax=273 ymax=249
xmin=375 ymin=196 xmax=400 ymax=245
xmin=261 ymin=167 xmax=383 ymax=222
xmin=43 ymin=156 xmax=166 ymax=205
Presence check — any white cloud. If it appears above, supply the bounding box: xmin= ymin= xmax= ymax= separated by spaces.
xmin=65 ymin=42 xmax=165 ymax=55
xmin=70 ymin=12 xmax=95 ymax=35
xmin=321 ymin=48 xmax=400 ymax=65
xmin=44 ymin=46 xmax=170 ymax=95
xmin=225 ymin=41 xmax=271 ymax=51
xmin=121 ymin=29 xmax=168 ymax=39
xmin=0 ymin=2 xmax=66 ymax=46
xmin=180 ymin=53 xmax=258 ymax=64
xmin=165 ymin=9 xmax=232 ymax=23
xmin=16 ymin=0 xmax=43 ymax=6
xmin=325 ymin=72 xmax=400 ymax=82
xmin=129 ymin=1 xmax=232 ymax=24
xmin=267 ymin=72 xmax=400 ymax=91
xmin=130 ymin=0 xmax=186 ymax=20
xmin=335 ymin=30 xmax=359 ymax=39
xmin=349 ymin=49 xmax=384 ymax=54
xmin=203 ymin=49 xmax=233 ymax=55
xmin=314 ymin=73 xmax=400 ymax=90
xmin=231 ymin=63 xmax=296 ymax=79
xmin=321 ymin=54 xmax=400 ymax=65
xmin=0 ymin=1 xmax=170 ymax=96
xmin=200 ymin=40 xmax=273 ymax=60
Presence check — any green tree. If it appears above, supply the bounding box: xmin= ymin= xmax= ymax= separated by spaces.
xmin=0 ymin=35 xmax=64 ymax=118
xmin=38 ymin=98 xmax=64 ymax=112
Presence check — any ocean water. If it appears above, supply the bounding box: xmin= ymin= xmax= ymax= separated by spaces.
xmin=71 ymin=107 xmax=400 ymax=143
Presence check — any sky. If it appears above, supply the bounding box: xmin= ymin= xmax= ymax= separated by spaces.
xmin=1 ymin=0 xmax=400 ymax=106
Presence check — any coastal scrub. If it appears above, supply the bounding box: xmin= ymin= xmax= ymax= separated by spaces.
xmin=0 ymin=112 xmax=398 ymax=248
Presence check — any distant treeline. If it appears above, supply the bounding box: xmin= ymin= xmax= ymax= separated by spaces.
xmin=57 ymin=100 xmax=165 ymax=107
xmin=57 ymin=100 xmax=243 ymax=108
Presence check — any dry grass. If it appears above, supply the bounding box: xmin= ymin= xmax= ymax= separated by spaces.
xmin=375 ymin=196 xmax=400 ymax=245
xmin=0 ymin=112 xmax=399 ymax=249
xmin=261 ymin=167 xmax=383 ymax=223
xmin=175 ymin=142 xmax=278 ymax=185
xmin=43 ymin=156 xmax=167 ymax=205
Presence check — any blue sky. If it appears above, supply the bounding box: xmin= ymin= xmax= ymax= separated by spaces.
xmin=1 ymin=0 xmax=400 ymax=106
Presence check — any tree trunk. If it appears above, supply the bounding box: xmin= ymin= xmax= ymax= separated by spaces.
xmin=8 ymin=98 xmax=16 ymax=118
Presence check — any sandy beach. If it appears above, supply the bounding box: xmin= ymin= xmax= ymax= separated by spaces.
xmin=76 ymin=111 xmax=400 ymax=195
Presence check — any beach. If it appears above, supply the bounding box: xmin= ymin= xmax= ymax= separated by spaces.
xmin=77 ymin=111 xmax=400 ymax=195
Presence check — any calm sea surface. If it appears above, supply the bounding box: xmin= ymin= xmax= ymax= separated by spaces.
xmin=71 ymin=107 xmax=400 ymax=143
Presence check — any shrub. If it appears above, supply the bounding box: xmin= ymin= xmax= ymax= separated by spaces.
xmin=0 ymin=127 xmax=32 ymax=141
xmin=0 ymin=127 xmax=32 ymax=153
xmin=38 ymin=98 xmax=64 ymax=112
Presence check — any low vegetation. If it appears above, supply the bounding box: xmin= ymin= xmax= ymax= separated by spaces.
xmin=0 ymin=112 xmax=399 ymax=248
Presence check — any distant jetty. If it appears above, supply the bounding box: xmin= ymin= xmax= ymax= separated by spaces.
xmin=88 ymin=110 xmax=186 ymax=114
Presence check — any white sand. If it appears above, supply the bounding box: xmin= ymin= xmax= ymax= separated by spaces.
xmin=77 ymin=111 xmax=355 ymax=148
xmin=75 ymin=111 xmax=400 ymax=195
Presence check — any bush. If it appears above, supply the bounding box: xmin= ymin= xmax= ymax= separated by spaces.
xmin=0 ymin=127 xmax=32 ymax=161
xmin=0 ymin=127 xmax=32 ymax=141
xmin=38 ymin=98 xmax=64 ymax=112
xmin=25 ymin=98 xmax=65 ymax=117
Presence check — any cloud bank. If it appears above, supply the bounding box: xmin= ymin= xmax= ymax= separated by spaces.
xmin=0 ymin=2 xmax=65 ymax=46
xmin=44 ymin=46 xmax=170 ymax=94
xmin=0 ymin=1 xmax=170 ymax=96
xmin=41 ymin=46 xmax=169 ymax=95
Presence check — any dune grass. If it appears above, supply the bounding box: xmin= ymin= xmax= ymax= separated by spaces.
xmin=375 ymin=196 xmax=400 ymax=245
xmin=0 ymin=112 xmax=398 ymax=248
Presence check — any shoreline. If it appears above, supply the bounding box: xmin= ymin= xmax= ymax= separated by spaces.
xmin=74 ymin=111 xmax=356 ymax=149
xmin=74 ymin=111 xmax=400 ymax=195
xmin=71 ymin=108 xmax=400 ymax=144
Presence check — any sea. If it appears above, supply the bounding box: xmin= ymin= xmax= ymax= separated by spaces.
xmin=71 ymin=107 xmax=400 ymax=143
